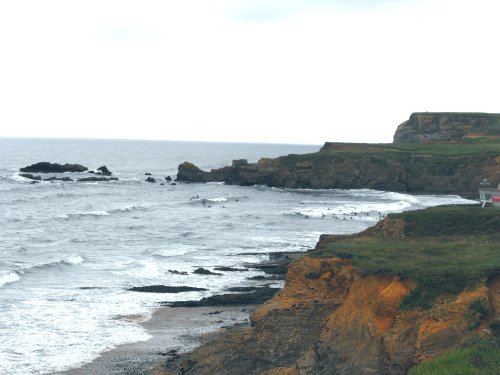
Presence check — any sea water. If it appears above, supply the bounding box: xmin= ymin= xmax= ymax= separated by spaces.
xmin=0 ymin=138 xmax=475 ymax=374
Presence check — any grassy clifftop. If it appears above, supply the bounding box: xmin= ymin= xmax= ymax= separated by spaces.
xmin=313 ymin=205 xmax=500 ymax=310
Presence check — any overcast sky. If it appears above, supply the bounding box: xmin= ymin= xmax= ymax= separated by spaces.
xmin=0 ymin=0 xmax=498 ymax=144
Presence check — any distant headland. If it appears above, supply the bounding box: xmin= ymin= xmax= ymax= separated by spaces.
xmin=176 ymin=112 xmax=500 ymax=199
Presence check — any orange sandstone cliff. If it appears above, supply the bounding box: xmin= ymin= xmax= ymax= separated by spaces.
xmin=167 ymin=210 xmax=499 ymax=375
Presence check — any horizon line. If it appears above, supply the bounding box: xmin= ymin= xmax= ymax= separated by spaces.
xmin=0 ymin=135 xmax=323 ymax=147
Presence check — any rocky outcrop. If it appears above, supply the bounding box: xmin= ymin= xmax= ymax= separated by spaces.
xmin=20 ymin=162 xmax=88 ymax=173
xmin=176 ymin=150 xmax=500 ymax=198
xmin=88 ymin=166 xmax=113 ymax=176
xmin=393 ymin=112 xmax=500 ymax=143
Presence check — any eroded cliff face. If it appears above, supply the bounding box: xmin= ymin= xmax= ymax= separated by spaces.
xmin=393 ymin=112 xmax=500 ymax=144
xmin=175 ymin=254 xmax=498 ymax=375
xmin=177 ymin=149 xmax=500 ymax=198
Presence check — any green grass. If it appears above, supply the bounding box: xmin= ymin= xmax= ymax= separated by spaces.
xmin=318 ymin=139 xmax=500 ymax=157
xmin=408 ymin=339 xmax=500 ymax=375
xmin=311 ymin=205 xmax=500 ymax=309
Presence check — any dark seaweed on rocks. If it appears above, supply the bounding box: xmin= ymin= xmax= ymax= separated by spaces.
xmin=128 ymin=285 xmax=208 ymax=293
xmin=164 ymin=286 xmax=280 ymax=307
xmin=77 ymin=177 xmax=118 ymax=182
xmin=214 ymin=267 xmax=249 ymax=272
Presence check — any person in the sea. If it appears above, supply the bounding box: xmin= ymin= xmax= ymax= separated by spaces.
xmin=179 ymin=363 xmax=186 ymax=375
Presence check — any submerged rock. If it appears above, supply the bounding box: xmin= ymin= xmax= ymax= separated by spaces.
xmin=193 ymin=268 xmax=222 ymax=276
xmin=19 ymin=173 xmax=42 ymax=180
xmin=214 ymin=267 xmax=249 ymax=272
xmin=44 ymin=176 xmax=74 ymax=182
xmin=77 ymin=177 xmax=118 ymax=182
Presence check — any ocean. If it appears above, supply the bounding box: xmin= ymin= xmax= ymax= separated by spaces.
xmin=0 ymin=138 xmax=475 ymax=374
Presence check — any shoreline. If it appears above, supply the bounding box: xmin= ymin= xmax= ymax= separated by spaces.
xmin=54 ymin=252 xmax=304 ymax=375
xmin=55 ymin=305 xmax=256 ymax=375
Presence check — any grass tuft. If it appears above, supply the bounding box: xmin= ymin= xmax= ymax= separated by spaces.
xmin=408 ymin=339 xmax=500 ymax=375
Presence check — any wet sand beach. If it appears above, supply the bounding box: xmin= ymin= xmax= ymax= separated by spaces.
xmin=56 ymin=305 xmax=255 ymax=375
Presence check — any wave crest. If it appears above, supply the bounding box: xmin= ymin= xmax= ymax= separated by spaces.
xmin=0 ymin=272 xmax=21 ymax=287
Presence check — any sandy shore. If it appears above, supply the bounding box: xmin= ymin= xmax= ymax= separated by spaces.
xmin=53 ymin=252 xmax=302 ymax=375
xmin=55 ymin=305 xmax=255 ymax=375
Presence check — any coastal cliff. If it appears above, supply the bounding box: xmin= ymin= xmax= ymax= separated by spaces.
xmin=169 ymin=205 xmax=500 ymax=375
xmin=176 ymin=113 xmax=500 ymax=198
xmin=393 ymin=112 xmax=500 ymax=144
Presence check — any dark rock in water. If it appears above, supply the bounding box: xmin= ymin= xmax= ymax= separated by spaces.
xmin=165 ymin=176 xmax=172 ymax=181
xmin=193 ymin=268 xmax=223 ymax=276
xmin=164 ymin=286 xmax=280 ymax=307
xmin=42 ymin=176 xmax=74 ymax=182
xmin=171 ymin=182 xmax=176 ymax=185
xmin=20 ymin=162 xmax=88 ymax=173
xmin=214 ymin=267 xmax=249 ymax=272
xmin=77 ymin=177 xmax=118 ymax=182
xmin=30 ymin=181 xmax=40 ymax=184
xmin=145 ymin=172 xmax=152 ymax=176
xmin=96 ymin=166 xmax=112 ymax=176
xmin=146 ymin=177 xmax=156 ymax=183
xmin=128 ymin=285 xmax=208 ymax=293
xmin=21 ymin=174 xmax=73 ymax=182
xmin=168 ymin=270 xmax=189 ymax=275
xmin=160 ymin=183 xmax=165 ymax=185
xmin=20 ymin=173 xmax=42 ymax=180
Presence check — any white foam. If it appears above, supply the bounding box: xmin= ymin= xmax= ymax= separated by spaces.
xmin=68 ymin=210 xmax=110 ymax=217
xmin=10 ymin=173 xmax=30 ymax=183
xmin=88 ymin=210 xmax=110 ymax=216
xmin=0 ymin=272 xmax=20 ymax=287
xmin=0 ymin=290 xmax=153 ymax=374
xmin=288 ymin=200 xmax=412 ymax=219
xmin=207 ymin=197 xmax=227 ymax=202
xmin=64 ymin=255 xmax=85 ymax=266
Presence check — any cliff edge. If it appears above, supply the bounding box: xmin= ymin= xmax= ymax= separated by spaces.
xmin=170 ymin=205 xmax=500 ymax=375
